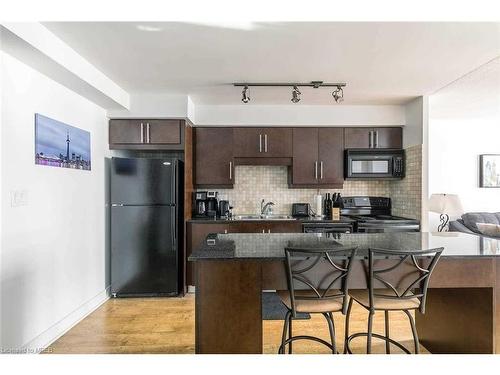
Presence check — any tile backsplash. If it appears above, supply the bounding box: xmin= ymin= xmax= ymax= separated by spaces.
xmin=199 ymin=145 xmax=423 ymax=220
xmin=390 ymin=145 xmax=422 ymax=220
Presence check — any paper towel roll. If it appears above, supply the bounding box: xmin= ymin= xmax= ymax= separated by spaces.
xmin=314 ymin=194 xmax=323 ymax=218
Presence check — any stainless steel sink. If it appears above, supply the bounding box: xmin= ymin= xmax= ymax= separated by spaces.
xmin=232 ymin=214 xmax=295 ymax=221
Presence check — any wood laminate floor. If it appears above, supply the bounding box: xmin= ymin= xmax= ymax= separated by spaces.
xmin=47 ymin=294 xmax=428 ymax=354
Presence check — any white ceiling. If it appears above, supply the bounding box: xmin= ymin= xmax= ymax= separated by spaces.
xmin=43 ymin=22 xmax=500 ymax=105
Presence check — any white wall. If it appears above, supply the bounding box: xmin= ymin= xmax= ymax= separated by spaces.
xmin=1 ymin=23 xmax=130 ymax=110
xmin=107 ymin=93 xmax=190 ymax=119
xmin=194 ymin=104 xmax=405 ymax=126
xmin=428 ymin=58 xmax=500 ymax=229
xmin=1 ymin=52 xmax=109 ymax=351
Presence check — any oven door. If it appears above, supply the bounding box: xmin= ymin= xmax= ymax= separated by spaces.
xmin=303 ymin=223 xmax=353 ymax=234
xmin=357 ymin=223 xmax=420 ymax=233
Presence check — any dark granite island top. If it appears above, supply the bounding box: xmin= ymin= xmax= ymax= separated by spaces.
xmin=189 ymin=232 xmax=500 ymax=261
xmin=191 ymin=232 xmax=500 ymax=354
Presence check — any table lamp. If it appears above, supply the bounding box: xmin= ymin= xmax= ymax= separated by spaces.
xmin=428 ymin=194 xmax=464 ymax=232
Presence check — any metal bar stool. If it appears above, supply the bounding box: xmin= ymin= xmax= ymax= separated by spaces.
xmin=344 ymin=247 xmax=443 ymax=354
xmin=277 ymin=245 xmax=358 ymax=354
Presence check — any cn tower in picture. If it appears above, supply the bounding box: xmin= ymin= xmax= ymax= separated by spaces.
xmin=66 ymin=131 xmax=70 ymax=161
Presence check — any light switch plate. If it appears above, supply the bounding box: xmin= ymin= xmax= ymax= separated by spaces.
xmin=11 ymin=190 xmax=29 ymax=207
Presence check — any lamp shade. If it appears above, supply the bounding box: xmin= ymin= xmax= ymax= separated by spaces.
xmin=428 ymin=194 xmax=463 ymax=216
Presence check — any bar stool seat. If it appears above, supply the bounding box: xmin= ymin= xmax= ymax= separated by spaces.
xmin=349 ymin=289 xmax=420 ymax=311
xmin=277 ymin=290 xmax=344 ymax=313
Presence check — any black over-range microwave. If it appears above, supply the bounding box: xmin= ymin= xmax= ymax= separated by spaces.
xmin=344 ymin=149 xmax=405 ymax=179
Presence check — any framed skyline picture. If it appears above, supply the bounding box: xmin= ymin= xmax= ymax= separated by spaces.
xmin=35 ymin=113 xmax=91 ymax=171
xmin=479 ymin=154 xmax=500 ymax=188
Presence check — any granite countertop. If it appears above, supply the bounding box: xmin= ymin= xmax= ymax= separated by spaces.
xmin=187 ymin=216 xmax=356 ymax=224
xmin=188 ymin=232 xmax=500 ymax=261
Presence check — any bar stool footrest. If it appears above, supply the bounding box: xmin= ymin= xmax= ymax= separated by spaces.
xmin=345 ymin=332 xmax=411 ymax=354
xmin=278 ymin=335 xmax=337 ymax=354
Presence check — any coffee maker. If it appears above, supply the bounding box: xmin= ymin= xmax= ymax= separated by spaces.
xmin=193 ymin=191 xmax=208 ymax=218
xmin=206 ymin=191 xmax=218 ymax=218
xmin=193 ymin=191 xmax=219 ymax=218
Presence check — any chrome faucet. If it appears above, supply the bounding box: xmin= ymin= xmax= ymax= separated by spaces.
xmin=261 ymin=199 xmax=275 ymax=216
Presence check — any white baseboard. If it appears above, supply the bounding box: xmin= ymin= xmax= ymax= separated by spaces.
xmin=22 ymin=286 xmax=110 ymax=353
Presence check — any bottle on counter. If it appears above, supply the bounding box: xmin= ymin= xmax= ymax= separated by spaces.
xmin=331 ymin=193 xmax=341 ymax=221
xmin=324 ymin=193 xmax=331 ymax=219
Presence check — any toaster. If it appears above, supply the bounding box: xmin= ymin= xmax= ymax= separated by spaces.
xmin=292 ymin=203 xmax=310 ymax=218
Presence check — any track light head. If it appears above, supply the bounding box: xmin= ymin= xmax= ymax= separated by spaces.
xmin=241 ymin=85 xmax=250 ymax=103
xmin=332 ymin=86 xmax=344 ymax=103
xmin=291 ymin=85 xmax=301 ymax=103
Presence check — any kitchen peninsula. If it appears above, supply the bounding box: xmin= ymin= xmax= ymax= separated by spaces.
xmin=189 ymin=232 xmax=500 ymax=354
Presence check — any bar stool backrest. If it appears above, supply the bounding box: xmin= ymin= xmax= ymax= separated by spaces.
xmin=368 ymin=247 xmax=444 ymax=313
xmin=284 ymin=246 xmax=358 ymax=316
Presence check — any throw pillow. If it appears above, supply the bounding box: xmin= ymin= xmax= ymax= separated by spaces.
xmin=476 ymin=223 xmax=500 ymax=238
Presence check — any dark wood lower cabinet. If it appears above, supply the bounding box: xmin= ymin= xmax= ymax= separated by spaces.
xmin=194 ymin=257 xmax=500 ymax=354
xmin=186 ymin=221 xmax=302 ymax=286
xmin=195 ymin=260 xmax=262 ymax=354
xmin=231 ymin=221 xmax=302 ymax=233
xmin=186 ymin=223 xmax=229 ymax=287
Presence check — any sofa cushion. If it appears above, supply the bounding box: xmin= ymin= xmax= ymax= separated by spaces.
xmin=477 ymin=223 xmax=500 ymax=238
xmin=462 ymin=213 xmax=500 ymax=233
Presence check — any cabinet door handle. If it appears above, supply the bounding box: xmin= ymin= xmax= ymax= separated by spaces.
xmin=369 ymin=131 xmax=373 ymax=148
xmin=320 ymin=161 xmax=324 ymax=179
xmin=374 ymin=131 xmax=379 ymax=148
xmin=264 ymin=134 xmax=268 ymax=152
xmin=224 ymin=229 xmax=228 ymax=234
xmin=314 ymin=161 xmax=318 ymax=179
xmin=268 ymin=229 xmax=271 ymax=233
xmin=262 ymin=229 xmax=265 ymax=234
xmin=229 ymin=161 xmax=233 ymax=180
xmin=146 ymin=123 xmax=151 ymax=143
xmin=259 ymin=134 xmax=262 ymax=152
xmin=140 ymin=123 xmax=144 ymax=143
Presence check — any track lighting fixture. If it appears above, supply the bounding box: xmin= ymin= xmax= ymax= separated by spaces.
xmin=241 ymin=85 xmax=250 ymax=103
xmin=291 ymin=86 xmax=301 ymax=103
xmin=332 ymin=85 xmax=344 ymax=103
xmin=234 ymin=81 xmax=346 ymax=103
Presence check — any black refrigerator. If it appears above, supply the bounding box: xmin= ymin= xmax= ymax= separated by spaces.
xmin=110 ymin=157 xmax=183 ymax=297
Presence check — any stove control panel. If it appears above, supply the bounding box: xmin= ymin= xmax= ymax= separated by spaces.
xmin=342 ymin=196 xmax=391 ymax=208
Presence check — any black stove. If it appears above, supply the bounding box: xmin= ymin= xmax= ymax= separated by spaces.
xmin=341 ymin=196 xmax=420 ymax=232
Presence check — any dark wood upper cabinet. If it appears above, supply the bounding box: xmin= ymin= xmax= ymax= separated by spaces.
xmin=291 ymin=127 xmax=344 ymax=187
xmin=318 ymin=127 xmax=344 ymax=185
xmin=374 ymin=127 xmax=402 ymax=149
xmin=233 ymin=128 xmax=292 ymax=158
xmin=292 ymin=128 xmax=319 ymax=184
xmin=344 ymin=127 xmax=402 ymax=149
xmin=344 ymin=128 xmax=371 ymax=149
xmin=109 ymin=119 xmax=144 ymax=144
xmin=109 ymin=119 xmax=184 ymax=150
xmin=147 ymin=119 xmax=181 ymax=144
xmin=194 ymin=127 xmax=233 ymax=187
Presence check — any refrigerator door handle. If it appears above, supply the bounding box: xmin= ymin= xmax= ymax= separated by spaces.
xmin=172 ymin=210 xmax=176 ymax=245
xmin=111 ymin=204 xmax=124 ymax=207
